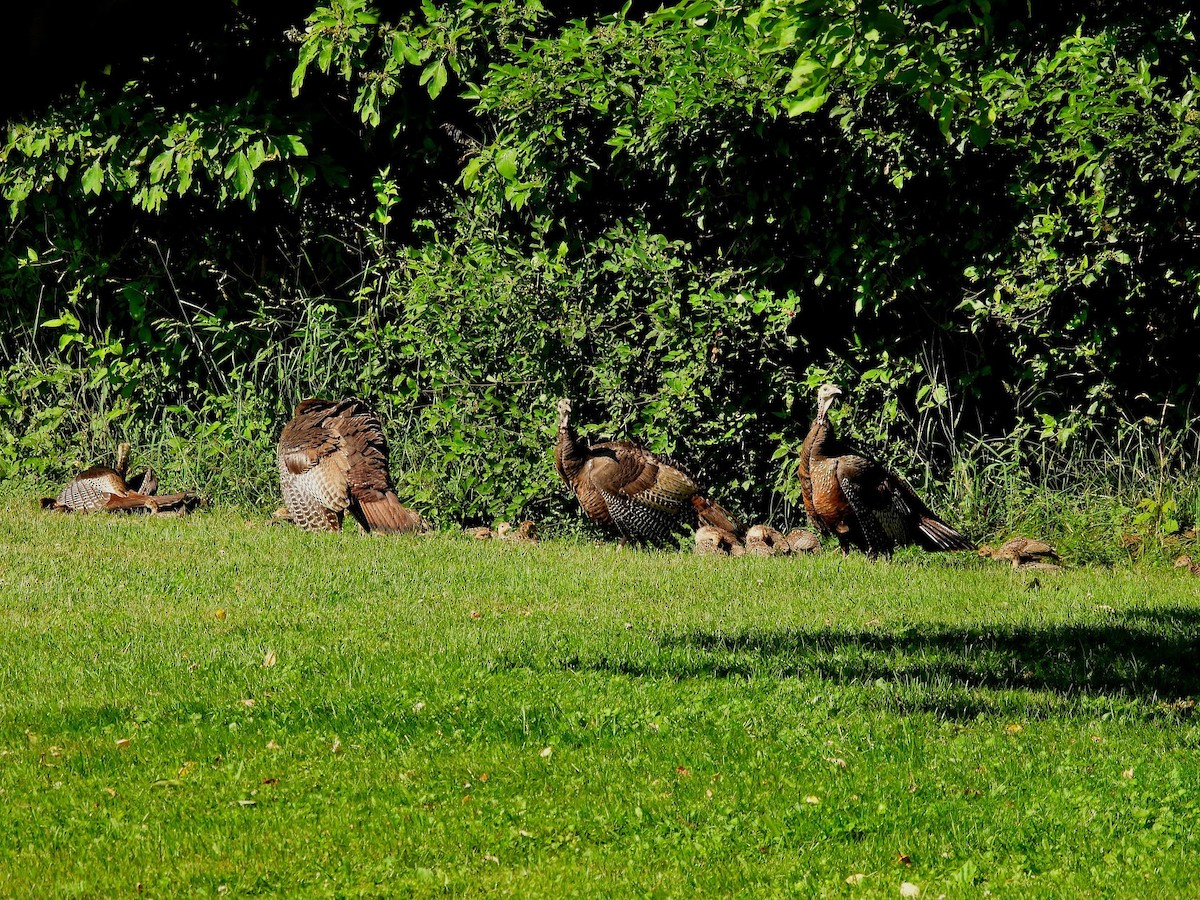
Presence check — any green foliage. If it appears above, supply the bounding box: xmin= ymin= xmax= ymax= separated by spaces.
xmin=1 ymin=1 xmax=1199 ymax=527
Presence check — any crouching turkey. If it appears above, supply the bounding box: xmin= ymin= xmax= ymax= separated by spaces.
xmin=798 ymin=384 xmax=973 ymax=557
xmin=277 ymin=397 xmax=429 ymax=534
xmin=41 ymin=442 xmax=200 ymax=514
xmin=555 ymin=398 xmax=742 ymax=547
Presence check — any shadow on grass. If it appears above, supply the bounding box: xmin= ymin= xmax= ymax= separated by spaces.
xmin=558 ymin=606 xmax=1200 ymax=719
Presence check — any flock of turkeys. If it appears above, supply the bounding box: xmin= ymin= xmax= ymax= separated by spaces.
xmin=42 ymin=384 xmax=1057 ymax=567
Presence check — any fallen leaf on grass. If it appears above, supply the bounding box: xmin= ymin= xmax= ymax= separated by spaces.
xmin=116 ymin=738 xmax=133 ymax=750
xmin=846 ymin=873 xmax=865 ymax=885
xmin=470 ymin=610 xmax=482 ymax=619
xmin=483 ymin=854 xmax=499 ymax=864
xmin=262 ymin=649 xmax=277 ymax=668
xmin=214 ymin=609 xmax=227 ymax=621
xmin=539 ymin=746 xmax=552 ymax=758
xmin=1122 ymin=768 xmax=1134 ymax=779
xmin=1005 ymin=723 xmax=1023 ymax=734
xmin=804 ymin=795 xmax=820 ymax=804
xmin=676 ymin=766 xmax=691 ymax=777
xmin=102 ymin=787 xmax=117 ymax=798
xmin=241 ymin=698 xmax=256 ymax=708
xmin=236 ymin=799 xmax=256 ymax=807
xmin=178 ymin=761 xmax=196 ymax=778
xmin=261 ymin=778 xmax=279 ymax=786
xmin=826 ymin=757 xmax=847 ymax=768
xmin=896 ymin=852 xmax=912 ymax=866
xmin=478 ymin=772 xmax=489 ymax=782
xmin=266 ymin=740 xmax=282 ymax=750
xmin=331 ymin=738 xmax=342 ymax=755
xmin=900 ymin=882 xmax=920 ymax=897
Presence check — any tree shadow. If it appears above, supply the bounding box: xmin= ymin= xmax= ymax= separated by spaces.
xmin=566 ymin=606 xmax=1200 ymax=719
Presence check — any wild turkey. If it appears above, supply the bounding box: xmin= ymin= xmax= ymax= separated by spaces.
xmin=277 ymin=397 xmax=428 ymax=534
xmin=694 ymin=525 xmax=744 ymax=556
xmin=980 ymin=537 xmax=1060 ymax=570
xmin=497 ymin=520 xmax=539 ymax=543
xmin=745 ymin=524 xmax=791 ymax=556
xmin=555 ymin=398 xmax=742 ymax=546
xmin=41 ymin=443 xmax=198 ymax=514
xmin=1174 ymin=554 xmax=1200 ymax=576
xmin=798 ymin=383 xmax=974 ymax=557
xmin=784 ymin=527 xmax=822 ymax=554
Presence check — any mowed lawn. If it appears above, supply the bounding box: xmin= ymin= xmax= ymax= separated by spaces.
xmin=2 ymin=502 xmax=1199 ymax=897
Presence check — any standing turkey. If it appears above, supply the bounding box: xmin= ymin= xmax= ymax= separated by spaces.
xmin=554 ymin=398 xmax=742 ymax=546
xmin=41 ymin=442 xmax=196 ymax=514
xmin=277 ymin=397 xmax=428 ymax=534
xmin=798 ymin=383 xmax=973 ymax=557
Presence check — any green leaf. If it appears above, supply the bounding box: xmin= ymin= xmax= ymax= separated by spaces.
xmin=81 ymin=163 xmax=104 ymax=195
xmin=224 ymin=152 xmax=254 ymax=197
xmin=292 ymin=40 xmax=320 ymax=97
xmin=785 ymin=92 xmax=828 ymax=117
xmin=149 ymin=149 xmax=174 ymax=184
xmin=495 ymin=149 xmax=518 ymax=181
xmin=784 ymin=59 xmax=821 ymax=94
xmin=421 ymin=60 xmax=448 ymax=99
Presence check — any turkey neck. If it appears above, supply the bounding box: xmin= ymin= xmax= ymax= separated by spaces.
xmin=555 ymin=419 xmax=587 ymax=481
xmin=805 ymin=405 xmax=843 ymax=461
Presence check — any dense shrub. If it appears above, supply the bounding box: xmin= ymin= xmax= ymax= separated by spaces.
xmin=1 ymin=1 xmax=1198 ymax=546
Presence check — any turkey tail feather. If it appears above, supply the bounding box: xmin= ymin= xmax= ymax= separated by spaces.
xmin=917 ymin=515 xmax=975 ymax=552
xmin=103 ymin=490 xmax=199 ymax=514
xmin=357 ymin=491 xmax=429 ymax=534
xmin=693 ymin=495 xmax=743 ymax=540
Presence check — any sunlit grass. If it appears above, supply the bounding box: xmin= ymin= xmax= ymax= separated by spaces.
xmin=1 ymin=500 xmax=1198 ymax=896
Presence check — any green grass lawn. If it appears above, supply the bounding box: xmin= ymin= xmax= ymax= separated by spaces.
xmin=2 ymin=501 xmax=1198 ymax=897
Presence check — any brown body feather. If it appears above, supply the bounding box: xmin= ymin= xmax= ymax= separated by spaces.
xmin=799 ymin=384 xmax=973 ymax=557
xmin=277 ymin=397 xmax=428 ymax=534
xmin=554 ymin=399 xmax=742 ymax=545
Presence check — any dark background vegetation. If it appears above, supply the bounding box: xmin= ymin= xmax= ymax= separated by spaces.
xmin=2 ymin=1 xmax=1198 ymax=551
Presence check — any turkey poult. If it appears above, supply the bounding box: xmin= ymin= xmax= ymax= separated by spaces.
xmin=798 ymin=383 xmax=974 ymax=557
xmin=694 ymin=525 xmax=744 ymax=556
xmin=555 ymin=398 xmax=743 ymax=547
xmin=745 ymin=524 xmax=791 ymax=556
xmin=40 ymin=442 xmax=197 ymax=514
xmin=277 ymin=397 xmax=429 ymax=534
xmin=980 ymin=537 xmax=1060 ymax=570
xmin=784 ymin=527 xmax=822 ymax=554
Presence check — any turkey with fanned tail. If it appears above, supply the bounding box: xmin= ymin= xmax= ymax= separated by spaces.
xmin=277 ymin=397 xmax=429 ymax=534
